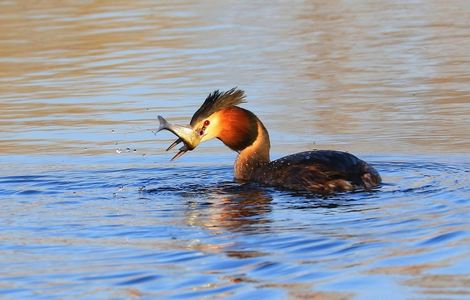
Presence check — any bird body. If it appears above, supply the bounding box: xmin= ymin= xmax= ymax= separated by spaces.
xmin=158 ymin=88 xmax=381 ymax=193
xmin=249 ymin=150 xmax=381 ymax=193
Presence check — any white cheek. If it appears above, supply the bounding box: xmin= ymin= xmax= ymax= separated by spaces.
xmin=201 ymin=130 xmax=216 ymax=142
xmin=200 ymin=115 xmax=221 ymax=142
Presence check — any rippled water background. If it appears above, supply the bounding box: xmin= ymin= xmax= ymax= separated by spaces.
xmin=1 ymin=1 xmax=469 ymax=299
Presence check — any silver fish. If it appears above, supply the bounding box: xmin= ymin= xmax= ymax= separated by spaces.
xmin=157 ymin=115 xmax=201 ymax=160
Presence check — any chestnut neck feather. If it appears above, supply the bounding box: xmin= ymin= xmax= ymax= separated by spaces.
xmin=217 ymin=107 xmax=270 ymax=181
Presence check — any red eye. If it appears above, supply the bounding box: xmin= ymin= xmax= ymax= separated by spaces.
xmin=204 ymin=120 xmax=210 ymax=126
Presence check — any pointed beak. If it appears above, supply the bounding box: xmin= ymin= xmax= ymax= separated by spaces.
xmin=166 ymin=138 xmax=182 ymax=151
xmin=170 ymin=143 xmax=190 ymax=161
xmin=157 ymin=115 xmax=201 ymax=160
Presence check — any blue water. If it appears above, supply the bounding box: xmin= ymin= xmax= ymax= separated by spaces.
xmin=1 ymin=154 xmax=469 ymax=299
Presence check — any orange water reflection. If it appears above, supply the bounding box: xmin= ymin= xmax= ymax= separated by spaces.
xmin=0 ymin=1 xmax=468 ymax=156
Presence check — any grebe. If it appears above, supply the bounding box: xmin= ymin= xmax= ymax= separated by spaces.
xmin=157 ymin=88 xmax=381 ymax=194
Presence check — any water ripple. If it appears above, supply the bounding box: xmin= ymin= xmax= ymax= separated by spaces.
xmin=0 ymin=157 xmax=469 ymax=298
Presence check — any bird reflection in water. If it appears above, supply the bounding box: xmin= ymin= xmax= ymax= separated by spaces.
xmin=183 ymin=184 xmax=273 ymax=234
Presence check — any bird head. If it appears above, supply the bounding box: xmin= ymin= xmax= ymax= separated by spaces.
xmin=157 ymin=88 xmax=257 ymax=160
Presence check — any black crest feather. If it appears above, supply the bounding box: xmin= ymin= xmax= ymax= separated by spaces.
xmin=190 ymin=88 xmax=246 ymax=125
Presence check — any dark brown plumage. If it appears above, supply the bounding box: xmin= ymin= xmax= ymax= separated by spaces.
xmin=252 ymin=150 xmax=381 ymax=194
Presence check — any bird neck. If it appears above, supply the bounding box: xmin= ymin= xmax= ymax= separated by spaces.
xmin=234 ymin=120 xmax=271 ymax=181
xmin=215 ymin=106 xmax=271 ymax=181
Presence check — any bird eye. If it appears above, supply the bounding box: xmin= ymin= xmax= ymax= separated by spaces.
xmin=204 ymin=120 xmax=210 ymax=126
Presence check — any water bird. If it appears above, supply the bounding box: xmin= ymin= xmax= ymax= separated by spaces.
xmin=157 ymin=88 xmax=381 ymax=194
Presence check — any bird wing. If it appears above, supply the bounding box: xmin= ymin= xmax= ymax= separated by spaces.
xmin=263 ymin=150 xmax=377 ymax=193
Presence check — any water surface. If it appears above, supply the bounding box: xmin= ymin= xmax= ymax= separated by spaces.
xmin=1 ymin=1 xmax=469 ymax=299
